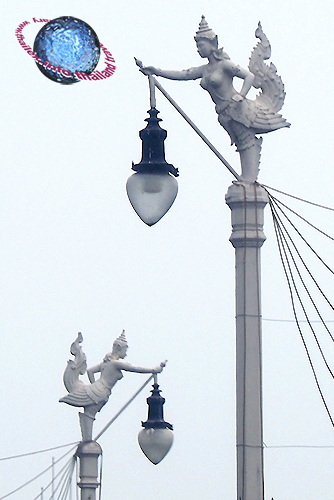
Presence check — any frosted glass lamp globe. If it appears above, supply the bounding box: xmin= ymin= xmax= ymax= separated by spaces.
xmin=138 ymin=427 xmax=174 ymax=464
xmin=126 ymin=172 xmax=178 ymax=226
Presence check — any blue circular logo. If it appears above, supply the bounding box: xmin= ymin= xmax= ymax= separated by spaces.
xmin=33 ymin=16 xmax=100 ymax=84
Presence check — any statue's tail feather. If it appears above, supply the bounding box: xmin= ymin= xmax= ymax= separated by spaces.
xmin=63 ymin=333 xmax=87 ymax=393
xmin=249 ymin=22 xmax=287 ymax=113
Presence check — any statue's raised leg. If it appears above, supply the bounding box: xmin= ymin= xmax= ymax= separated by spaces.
xmin=79 ymin=412 xmax=95 ymax=442
xmin=239 ymin=137 xmax=263 ymax=183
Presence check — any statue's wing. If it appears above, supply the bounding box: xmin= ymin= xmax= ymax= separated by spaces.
xmin=249 ymin=22 xmax=286 ymax=113
xmin=63 ymin=332 xmax=87 ymax=393
xmin=70 ymin=332 xmax=84 ymax=357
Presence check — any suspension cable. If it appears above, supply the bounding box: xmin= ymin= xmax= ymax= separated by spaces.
xmin=269 ymin=198 xmax=334 ymax=428
xmin=269 ymin=196 xmax=334 ymax=341
xmin=0 ymin=445 xmax=77 ymax=499
xmin=262 ymin=184 xmax=334 ymax=212
xmin=270 ymin=202 xmax=334 ymax=379
xmin=268 ymin=193 xmax=334 ymax=241
xmin=0 ymin=442 xmax=79 ymax=462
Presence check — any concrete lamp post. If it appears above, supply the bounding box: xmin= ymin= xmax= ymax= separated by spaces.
xmin=130 ymin=16 xmax=289 ymax=500
xmin=225 ymin=182 xmax=268 ymax=499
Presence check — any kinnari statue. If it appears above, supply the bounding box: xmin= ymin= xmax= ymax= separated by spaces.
xmin=60 ymin=331 xmax=165 ymax=441
xmin=140 ymin=16 xmax=290 ymax=183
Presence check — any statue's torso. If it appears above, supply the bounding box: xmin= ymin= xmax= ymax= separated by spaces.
xmin=200 ymin=61 xmax=237 ymax=104
xmin=99 ymin=359 xmax=123 ymax=389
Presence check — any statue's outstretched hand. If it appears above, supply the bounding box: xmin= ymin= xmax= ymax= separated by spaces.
xmin=134 ymin=57 xmax=158 ymax=76
xmin=141 ymin=66 xmax=158 ymax=76
xmin=152 ymin=360 xmax=167 ymax=374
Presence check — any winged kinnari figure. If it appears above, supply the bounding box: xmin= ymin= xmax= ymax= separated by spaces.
xmin=139 ymin=16 xmax=290 ymax=183
xmin=60 ymin=331 xmax=165 ymax=441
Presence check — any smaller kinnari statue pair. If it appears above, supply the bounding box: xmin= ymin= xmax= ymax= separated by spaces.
xmin=139 ymin=16 xmax=290 ymax=183
xmin=60 ymin=331 xmax=165 ymax=442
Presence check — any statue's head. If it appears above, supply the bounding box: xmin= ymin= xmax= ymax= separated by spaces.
xmin=194 ymin=16 xmax=218 ymax=54
xmin=112 ymin=330 xmax=128 ymax=358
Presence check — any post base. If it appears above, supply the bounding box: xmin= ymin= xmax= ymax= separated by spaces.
xmin=225 ymin=182 xmax=268 ymax=248
xmin=76 ymin=441 xmax=102 ymax=500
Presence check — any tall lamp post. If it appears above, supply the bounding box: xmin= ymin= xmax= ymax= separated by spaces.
xmin=128 ymin=17 xmax=289 ymax=500
xmin=225 ymin=183 xmax=268 ymax=499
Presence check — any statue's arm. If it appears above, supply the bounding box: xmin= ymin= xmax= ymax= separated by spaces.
xmin=87 ymin=363 xmax=102 ymax=383
xmin=225 ymin=61 xmax=255 ymax=99
xmin=141 ymin=65 xmax=204 ymax=81
xmin=116 ymin=360 xmax=164 ymax=374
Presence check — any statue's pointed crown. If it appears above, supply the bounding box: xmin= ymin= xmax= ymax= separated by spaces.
xmin=116 ymin=329 xmax=128 ymax=345
xmin=194 ymin=15 xmax=217 ymax=41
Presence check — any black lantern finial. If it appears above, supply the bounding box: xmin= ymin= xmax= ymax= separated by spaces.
xmin=141 ymin=382 xmax=173 ymax=430
xmin=132 ymin=107 xmax=179 ymax=177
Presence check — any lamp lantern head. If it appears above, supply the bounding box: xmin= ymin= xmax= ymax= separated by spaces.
xmin=127 ymin=107 xmax=179 ymax=226
xmin=138 ymin=381 xmax=174 ymax=464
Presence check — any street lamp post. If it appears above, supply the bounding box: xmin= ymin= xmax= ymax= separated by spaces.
xmin=76 ymin=441 xmax=102 ymax=500
xmin=226 ymin=182 xmax=268 ymax=500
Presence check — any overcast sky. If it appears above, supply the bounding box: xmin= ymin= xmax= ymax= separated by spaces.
xmin=1 ymin=0 xmax=334 ymax=499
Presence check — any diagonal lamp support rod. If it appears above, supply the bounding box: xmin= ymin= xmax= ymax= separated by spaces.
xmin=150 ymin=76 xmax=241 ymax=181
xmin=93 ymin=374 xmax=154 ymax=441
